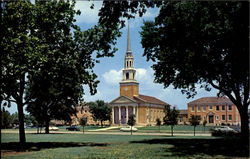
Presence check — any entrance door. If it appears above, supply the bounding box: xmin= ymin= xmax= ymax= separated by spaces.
xmin=209 ymin=115 xmax=214 ymax=123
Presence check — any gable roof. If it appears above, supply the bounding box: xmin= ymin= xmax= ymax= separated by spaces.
xmin=188 ymin=97 xmax=233 ymax=106
xmin=110 ymin=95 xmax=137 ymax=104
xmin=134 ymin=94 xmax=169 ymax=105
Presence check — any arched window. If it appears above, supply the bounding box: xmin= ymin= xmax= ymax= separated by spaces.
xmin=130 ymin=61 xmax=132 ymax=67
xmin=133 ymin=73 xmax=135 ymax=79
xmin=126 ymin=73 xmax=129 ymax=80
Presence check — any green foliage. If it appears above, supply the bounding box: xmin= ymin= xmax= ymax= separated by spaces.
xmin=189 ymin=115 xmax=201 ymax=127
xmin=140 ymin=1 xmax=249 ymax=139
xmin=79 ymin=116 xmax=88 ymax=134
xmin=156 ymin=118 xmax=161 ymax=126
xmin=189 ymin=115 xmax=201 ymax=136
xmin=163 ymin=105 xmax=179 ymax=126
xmin=89 ymin=100 xmax=111 ymax=127
xmin=128 ymin=114 xmax=136 ymax=135
xmin=127 ymin=114 xmax=136 ymax=127
xmin=156 ymin=118 xmax=161 ymax=132
xmin=1 ymin=108 xmax=11 ymax=128
xmin=163 ymin=105 xmax=179 ymax=136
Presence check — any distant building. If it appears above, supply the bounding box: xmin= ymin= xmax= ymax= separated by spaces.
xmin=109 ymin=24 xmax=169 ymax=126
xmin=70 ymin=105 xmax=110 ymax=126
xmin=188 ymin=97 xmax=241 ymax=126
xmin=178 ymin=110 xmax=188 ymax=125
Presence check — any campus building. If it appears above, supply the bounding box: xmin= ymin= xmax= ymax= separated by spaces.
xmin=188 ymin=97 xmax=241 ymax=126
xmin=109 ymin=24 xmax=168 ymax=126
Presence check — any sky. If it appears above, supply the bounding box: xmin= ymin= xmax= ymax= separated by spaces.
xmin=6 ymin=1 xmax=218 ymax=114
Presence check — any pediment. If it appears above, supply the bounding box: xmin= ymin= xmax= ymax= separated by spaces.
xmin=110 ymin=96 xmax=136 ymax=104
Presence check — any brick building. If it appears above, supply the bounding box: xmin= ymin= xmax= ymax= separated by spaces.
xmin=188 ymin=97 xmax=241 ymax=126
xmin=178 ymin=110 xmax=188 ymax=125
xmin=109 ymin=24 xmax=168 ymax=126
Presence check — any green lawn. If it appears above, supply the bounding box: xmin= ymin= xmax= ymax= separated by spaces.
xmin=1 ymin=133 xmax=248 ymax=159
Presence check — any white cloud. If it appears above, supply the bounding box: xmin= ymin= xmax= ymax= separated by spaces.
xmin=74 ymin=1 xmax=102 ymax=25
xmin=102 ymin=69 xmax=122 ymax=85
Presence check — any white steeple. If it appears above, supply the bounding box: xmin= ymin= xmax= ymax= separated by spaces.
xmin=122 ymin=22 xmax=136 ymax=82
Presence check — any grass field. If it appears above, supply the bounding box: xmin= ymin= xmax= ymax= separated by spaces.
xmin=1 ymin=133 xmax=248 ymax=159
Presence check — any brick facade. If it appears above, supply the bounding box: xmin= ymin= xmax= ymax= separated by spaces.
xmin=188 ymin=97 xmax=241 ymax=126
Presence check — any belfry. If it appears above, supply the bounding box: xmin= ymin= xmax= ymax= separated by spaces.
xmin=110 ymin=23 xmax=169 ymax=126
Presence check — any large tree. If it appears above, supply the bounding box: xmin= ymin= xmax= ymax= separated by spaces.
xmin=89 ymin=100 xmax=111 ymax=127
xmin=1 ymin=0 xmax=120 ymax=143
xmin=140 ymin=1 xmax=249 ymax=143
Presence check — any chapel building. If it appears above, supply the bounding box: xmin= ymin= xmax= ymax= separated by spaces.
xmin=109 ymin=24 xmax=169 ymax=126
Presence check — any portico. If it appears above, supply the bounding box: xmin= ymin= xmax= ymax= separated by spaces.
xmin=111 ymin=105 xmax=138 ymax=125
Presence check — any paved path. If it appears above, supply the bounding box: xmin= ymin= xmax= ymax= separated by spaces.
xmin=2 ymin=130 xmax=211 ymax=136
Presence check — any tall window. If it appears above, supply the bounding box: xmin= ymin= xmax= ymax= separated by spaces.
xmin=222 ymin=105 xmax=225 ymax=111
xmin=130 ymin=61 xmax=132 ymax=67
xmin=228 ymin=105 xmax=232 ymax=111
xmin=216 ymin=105 xmax=219 ymax=111
xmin=127 ymin=61 xmax=128 ymax=67
xmin=192 ymin=106 xmax=194 ymax=111
xmin=229 ymin=115 xmax=232 ymax=120
xmin=203 ymin=105 xmax=206 ymax=112
xmin=222 ymin=115 xmax=225 ymax=120
xmin=197 ymin=106 xmax=201 ymax=112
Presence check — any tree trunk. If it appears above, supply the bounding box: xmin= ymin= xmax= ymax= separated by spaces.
xmin=159 ymin=126 xmax=160 ymax=133
xmin=37 ymin=126 xmax=39 ymax=134
xmin=131 ymin=126 xmax=132 ymax=135
xmin=101 ymin=120 xmax=103 ymax=127
xmin=83 ymin=126 xmax=84 ymax=134
xmin=45 ymin=118 xmax=49 ymax=134
xmin=194 ymin=126 xmax=196 ymax=136
xmin=239 ymin=106 xmax=249 ymax=150
xmin=171 ymin=125 xmax=173 ymax=136
xmin=17 ymin=101 xmax=26 ymax=145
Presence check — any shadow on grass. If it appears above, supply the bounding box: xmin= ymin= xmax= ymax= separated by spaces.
xmin=130 ymin=137 xmax=249 ymax=157
xmin=1 ymin=142 xmax=108 ymax=152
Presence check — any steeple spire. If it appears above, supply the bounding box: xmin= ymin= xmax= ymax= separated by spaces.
xmin=127 ymin=22 xmax=131 ymax=53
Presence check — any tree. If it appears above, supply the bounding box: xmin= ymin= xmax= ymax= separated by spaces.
xmin=140 ymin=1 xmax=249 ymax=145
xmin=1 ymin=108 xmax=11 ymax=128
xmin=89 ymin=100 xmax=111 ymax=127
xmin=189 ymin=115 xmax=201 ymax=136
xmin=1 ymin=0 xmax=121 ymax=142
xmin=163 ymin=105 xmax=179 ymax=136
xmin=156 ymin=118 xmax=161 ymax=133
xmin=202 ymin=120 xmax=207 ymax=133
xmin=127 ymin=114 xmax=136 ymax=135
xmin=79 ymin=116 xmax=88 ymax=134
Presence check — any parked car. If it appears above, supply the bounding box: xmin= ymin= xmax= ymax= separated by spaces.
xmin=214 ymin=126 xmax=237 ymax=133
xmin=120 ymin=126 xmax=138 ymax=132
xmin=66 ymin=126 xmax=80 ymax=131
xmin=48 ymin=126 xmax=59 ymax=131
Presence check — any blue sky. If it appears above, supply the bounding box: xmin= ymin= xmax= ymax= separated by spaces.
xmin=6 ymin=1 xmax=218 ymax=114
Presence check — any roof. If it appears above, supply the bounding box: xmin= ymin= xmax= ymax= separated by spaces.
xmin=178 ymin=110 xmax=188 ymax=115
xmin=188 ymin=97 xmax=233 ymax=106
xmin=134 ymin=94 xmax=169 ymax=105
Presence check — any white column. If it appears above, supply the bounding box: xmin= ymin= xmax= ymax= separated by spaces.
xmin=119 ymin=106 xmax=121 ymax=124
xmin=126 ymin=106 xmax=128 ymax=123
xmin=133 ymin=106 xmax=135 ymax=115
xmin=136 ymin=106 xmax=139 ymax=124
xmin=112 ymin=107 xmax=114 ymax=124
